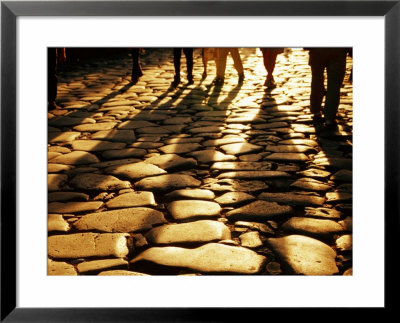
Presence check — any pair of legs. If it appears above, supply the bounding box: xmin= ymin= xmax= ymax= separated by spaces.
xmin=48 ymin=48 xmax=58 ymax=109
xmin=215 ymin=48 xmax=244 ymax=85
xmin=131 ymin=48 xmax=143 ymax=84
xmin=309 ymin=48 xmax=348 ymax=127
xmin=48 ymin=48 xmax=65 ymax=109
xmin=173 ymin=48 xmax=194 ymax=87
xmin=261 ymin=48 xmax=284 ymax=88
xmin=348 ymin=48 xmax=353 ymax=83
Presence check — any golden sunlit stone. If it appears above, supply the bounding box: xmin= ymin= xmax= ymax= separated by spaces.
xmin=74 ymin=207 xmax=166 ymax=233
xmin=266 ymin=235 xmax=338 ymax=275
xmin=48 ymin=233 xmax=129 ymax=259
xmin=167 ymin=200 xmax=221 ymax=220
xmin=145 ymin=220 xmax=231 ymax=244
xmin=131 ymin=243 xmax=266 ymax=274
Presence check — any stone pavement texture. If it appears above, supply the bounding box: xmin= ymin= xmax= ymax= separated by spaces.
xmin=48 ymin=48 xmax=353 ymax=276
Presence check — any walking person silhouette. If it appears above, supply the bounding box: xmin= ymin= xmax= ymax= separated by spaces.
xmin=307 ymin=47 xmax=350 ymax=133
xmin=172 ymin=48 xmax=194 ymax=87
xmin=48 ymin=48 xmax=66 ymax=110
xmin=260 ymin=48 xmax=284 ymax=89
xmin=131 ymin=48 xmax=143 ymax=84
xmin=214 ymin=48 xmax=244 ymax=86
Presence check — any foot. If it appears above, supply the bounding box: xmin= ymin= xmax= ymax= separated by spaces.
xmin=131 ymin=69 xmax=143 ymax=84
xmin=238 ymin=73 xmax=244 ymax=84
xmin=131 ymin=75 xmax=139 ymax=84
xmin=319 ymin=119 xmax=339 ymax=137
xmin=171 ymin=76 xmax=180 ymax=88
xmin=312 ymin=113 xmax=324 ymax=134
xmin=187 ymin=76 xmax=194 ymax=85
xmin=202 ymin=71 xmax=207 ymax=79
xmin=213 ymin=77 xmax=224 ymax=86
xmin=325 ymin=119 xmax=338 ymax=130
xmin=48 ymin=101 xmax=61 ymax=110
xmin=265 ymin=77 xmax=276 ymax=89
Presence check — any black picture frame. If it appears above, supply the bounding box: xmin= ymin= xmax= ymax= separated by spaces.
xmin=1 ymin=0 xmax=398 ymax=321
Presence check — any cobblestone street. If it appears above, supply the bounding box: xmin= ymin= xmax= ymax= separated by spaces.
xmin=48 ymin=48 xmax=353 ymax=276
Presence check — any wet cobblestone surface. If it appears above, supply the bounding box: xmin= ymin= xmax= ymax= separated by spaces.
xmin=48 ymin=48 xmax=353 ymax=276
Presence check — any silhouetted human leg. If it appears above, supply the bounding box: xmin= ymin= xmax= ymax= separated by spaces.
xmin=202 ymin=48 xmax=208 ymax=78
xmin=215 ymin=48 xmax=229 ymax=85
xmin=172 ymin=48 xmax=182 ymax=87
xmin=348 ymin=48 xmax=353 ymax=83
xmin=131 ymin=48 xmax=143 ymax=84
xmin=324 ymin=49 xmax=347 ymax=125
xmin=230 ymin=48 xmax=244 ymax=83
xmin=262 ymin=48 xmax=278 ymax=88
xmin=48 ymin=48 xmax=58 ymax=109
xmin=309 ymin=49 xmax=327 ymax=132
xmin=309 ymin=52 xmax=326 ymax=117
xmin=183 ymin=48 xmax=194 ymax=84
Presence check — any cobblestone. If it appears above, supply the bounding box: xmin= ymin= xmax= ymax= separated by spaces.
xmin=48 ymin=233 xmax=129 ymax=258
xmin=130 ymin=243 xmax=266 ymax=274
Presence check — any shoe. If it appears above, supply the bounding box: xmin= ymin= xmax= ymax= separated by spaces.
xmin=48 ymin=101 xmax=61 ymax=111
xmin=131 ymin=76 xmax=139 ymax=84
xmin=171 ymin=76 xmax=180 ymax=88
xmin=187 ymin=76 xmax=194 ymax=85
xmin=213 ymin=77 xmax=224 ymax=86
xmin=265 ymin=77 xmax=276 ymax=89
xmin=325 ymin=119 xmax=338 ymax=130
xmin=318 ymin=119 xmax=339 ymax=137
xmin=131 ymin=69 xmax=143 ymax=84
xmin=312 ymin=114 xmax=324 ymax=133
